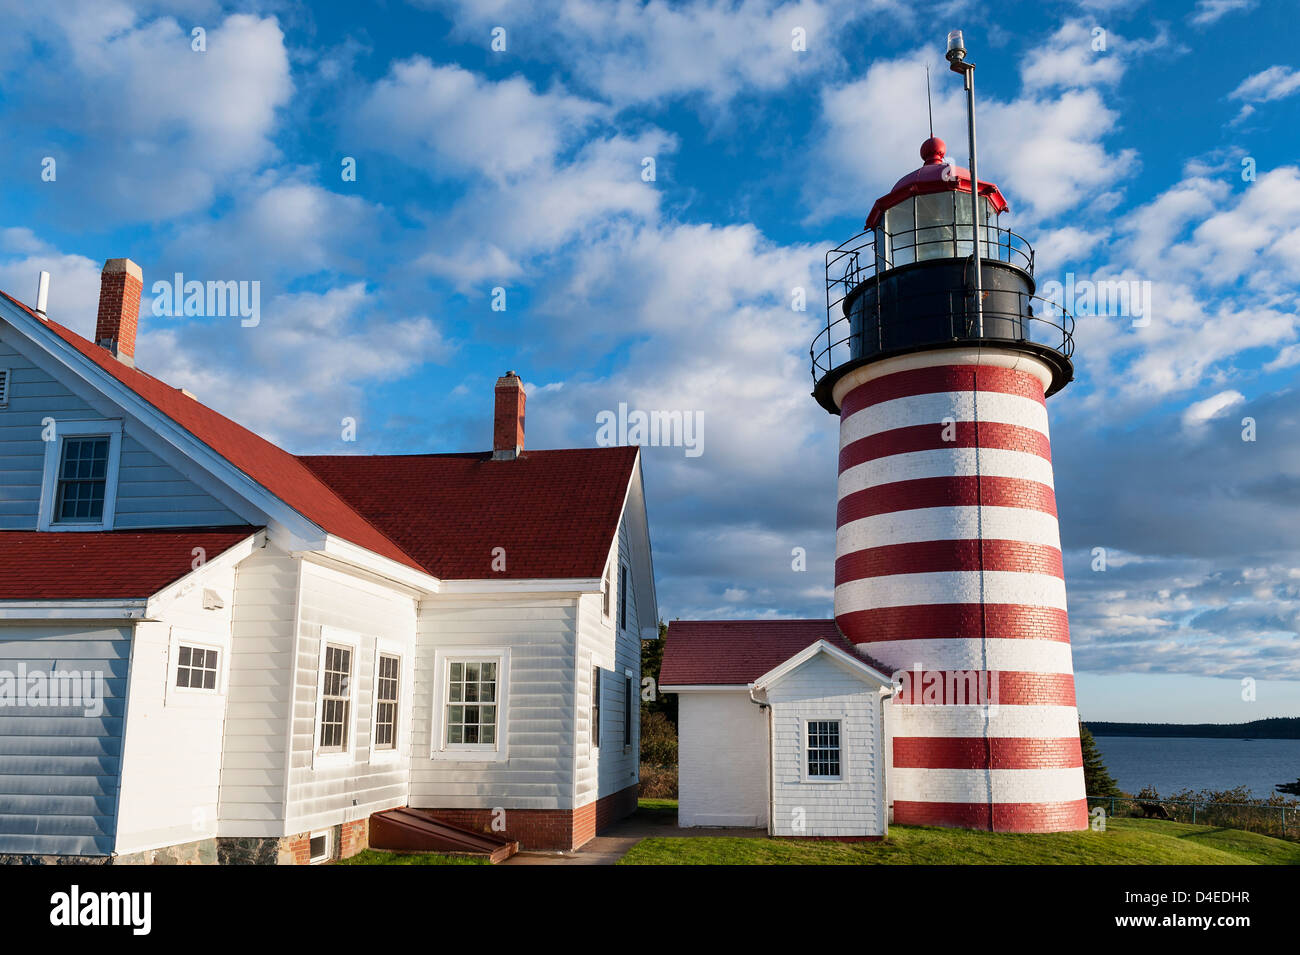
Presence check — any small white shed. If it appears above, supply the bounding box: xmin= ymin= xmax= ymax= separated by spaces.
xmin=661 ymin=620 xmax=893 ymax=839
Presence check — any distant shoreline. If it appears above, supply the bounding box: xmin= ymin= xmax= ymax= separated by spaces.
xmin=1085 ymin=717 xmax=1300 ymax=740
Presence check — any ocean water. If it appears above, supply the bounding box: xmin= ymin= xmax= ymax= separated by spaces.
xmin=1092 ymin=736 xmax=1300 ymax=800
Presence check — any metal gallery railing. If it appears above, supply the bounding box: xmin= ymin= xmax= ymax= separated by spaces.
xmin=810 ymin=285 xmax=1075 ymax=387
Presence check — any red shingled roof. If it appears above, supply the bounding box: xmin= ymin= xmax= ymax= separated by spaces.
xmin=299 ymin=448 xmax=639 ymax=580
xmin=0 ymin=291 xmax=422 ymax=573
xmin=0 ymin=528 xmax=257 ymax=599
xmin=660 ymin=619 xmax=891 ymax=686
xmin=1 ymin=290 xmax=639 ymax=584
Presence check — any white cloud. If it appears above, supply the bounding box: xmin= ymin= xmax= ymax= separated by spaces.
xmin=1 ymin=9 xmax=292 ymax=219
xmin=1019 ymin=20 xmax=1124 ymax=89
xmin=1190 ymin=0 xmax=1255 ymax=26
xmin=1230 ymin=65 xmax=1300 ymax=103
xmin=141 ymin=283 xmax=450 ymax=445
xmin=1181 ymin=389 xmax=1245 ymax=430
xmin=163 ymin=173 xmax=385 ymax=280
xmin=812 ymin=49 xmax=1136 ymax=222
xmin=421 ymin=0 xmax=888 ymax=106
xmin=355 ymin=59 xmax=603 ymax=181
xmin=0 ymin=231 xmax=102 ymax=337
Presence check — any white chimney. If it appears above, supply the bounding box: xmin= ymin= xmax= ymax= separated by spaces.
xmin=34 ymin=271 xmax=49 ymax=317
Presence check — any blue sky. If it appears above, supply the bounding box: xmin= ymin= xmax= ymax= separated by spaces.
xmin=0 ymin=0 xmax=1297 ymax=722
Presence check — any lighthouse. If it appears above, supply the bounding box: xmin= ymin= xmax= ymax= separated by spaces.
xmin=811 ymin=44 xmax=1086 ymax=833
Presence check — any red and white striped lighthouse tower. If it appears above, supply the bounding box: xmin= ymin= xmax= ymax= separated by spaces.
xmin=811 ymin=118 xmax=1087 ymax=829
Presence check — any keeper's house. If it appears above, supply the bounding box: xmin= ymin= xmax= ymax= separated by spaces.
xmin=0 ymin=259 xmax=656 ymax=863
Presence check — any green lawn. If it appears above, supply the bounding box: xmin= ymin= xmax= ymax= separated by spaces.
xmin=338 ymin=849 xmax=490 ymax=865
xmin=618 ymin=815 xmax=1300 ymax=866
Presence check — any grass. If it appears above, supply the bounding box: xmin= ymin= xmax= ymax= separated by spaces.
xmin=337 ymin=849 xmax=490 ymax=865
xmin=618 ymin=805 xmax=1300 ymax=866
xmin=337 ymin=800 xmax=1300 ymax=865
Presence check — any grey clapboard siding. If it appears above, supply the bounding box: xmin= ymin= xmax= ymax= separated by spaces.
xmin=0 ymin=332 xmax=242 ymax=530
xmin=0 ymin=624 xmax=131 ymax=856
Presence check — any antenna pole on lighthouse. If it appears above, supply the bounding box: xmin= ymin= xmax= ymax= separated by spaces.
xmin=946 ymin=30 xmax=983 ymax=338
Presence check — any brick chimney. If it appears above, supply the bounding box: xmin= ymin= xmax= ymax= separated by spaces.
xmin=493 ymin=371 xmax=526 ymax=460
xmin=95 ymin=258 xmax=143 ymax=366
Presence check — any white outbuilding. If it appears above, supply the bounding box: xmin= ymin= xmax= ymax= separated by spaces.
xmin=661 ymin=620 xmax=894 ymax=839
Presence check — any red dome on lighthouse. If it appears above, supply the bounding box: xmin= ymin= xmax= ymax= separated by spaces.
xmin=864 ymin=137 xmax=1010 ymax=228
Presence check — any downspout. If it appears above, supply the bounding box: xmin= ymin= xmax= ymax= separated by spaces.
xmin=879 ymin=683 xmax=894 ymax=836
xmin=748 ymin=684 xmax=773 ymax=835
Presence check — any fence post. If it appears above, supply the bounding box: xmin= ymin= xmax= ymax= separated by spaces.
xmin=1192 ymin=804 xmax=1197 ymax=825
xmin=1110 ymin=797 xmax=1116 ymax=817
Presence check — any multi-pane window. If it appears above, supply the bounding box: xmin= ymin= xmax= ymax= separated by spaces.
xmin=807 ymin=720 xmax=841 ymax=778
xmin=176 ymin=645 xmax=219 ymax=690
xmin=602 ymin=565 xmax=611 ymax=618
xmin=618 ymin=564 xmax=628 ymax=630
xmin=624 ymin=674 xmax=633 ymax=747
xmin=374 ymin=653 xmax=400 ymax=750
xmin=591 ymin=667 xmax=601 ymax=747
xmin=446 ymin=660 xmax=497 ymax=745
xmin=55 ymin=437 xmax=110 ymax=523
xmin=319 ymin=644 xmax=353 ymax=752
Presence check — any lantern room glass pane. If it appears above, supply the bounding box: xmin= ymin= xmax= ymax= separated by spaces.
xmin=884 ymin=199 xmax=914 ymax=267
xmin=914 ymin=192 xmax=955 ymax=261
xmin=955 ymin=196 xmax=996 ymax=259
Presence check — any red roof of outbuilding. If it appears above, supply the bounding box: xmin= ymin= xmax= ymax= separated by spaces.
xmin=0 ymin=528 xmax=257 ymax=599
xmin=299 ymin=448 xmax=639 ymax=580
xmin=864 ymin=136 xmax=1010 ymax=229
xmin=660 ymin=619 xmax=892 ymax=686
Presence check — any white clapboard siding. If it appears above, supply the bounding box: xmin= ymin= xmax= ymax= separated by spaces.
xmin=0 ymin=624 xmax=131 ymax=856
xmin=114 ymin=560 xmax=236 ymax=854
xmin=767 ymin=653 xmax=885 ymax=838
xmin=282 ymin=560 xmax=417 ymax=834
xmin=216 ymin=547 xmax=299 ymax=836
xmin=677 ymin=690 xmax=770 ymax=828
xmin=574 ymin=514 xmax=641 ymax=809
xmin=409 ymin=596 xmax=578 ymax=810
xmin=0 ymin=333 xmax=242 ymax=530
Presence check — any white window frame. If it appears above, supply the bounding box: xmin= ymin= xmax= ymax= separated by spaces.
xmin=0 ymin=367 xmax=10 ymax=407
xmin=602 ymin=563 xmax=612 ymax=620
xmin=429 ymin=646 xmax=509 ymax=762
xmin=623 ymin=667 xmax=634 ymax=752
xmin=802 ymin=717 xmax=844 ymax=783
xmin=369 ymin=638 xmax=405 ymax=764
xmin=619 ymin=562 xmax=629 ymax=631
xmin=591 ymin=663 xmax=602 ymax=750
xmin=37 ymin=419 xmax=123 ymax=531
xmin=314 ymin=627 xmax=360 ymax=765
xmin=165 ymin=628 xmax=226 ymax=704
xmin=308 ymin=829 xmax=332 ymax=864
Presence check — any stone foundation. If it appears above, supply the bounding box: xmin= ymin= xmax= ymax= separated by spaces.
xmin=0 ymin=817 xmax=373 ymax=866
xmin=116 ymin=838 xmax=219 ymax=866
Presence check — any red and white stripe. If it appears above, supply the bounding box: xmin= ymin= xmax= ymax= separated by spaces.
xmin=832 ymin=349 xmax=1087 ymax=833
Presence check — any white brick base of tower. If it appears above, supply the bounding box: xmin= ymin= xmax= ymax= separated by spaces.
xmin=831 ymin=347 xmax=1087 ymax=833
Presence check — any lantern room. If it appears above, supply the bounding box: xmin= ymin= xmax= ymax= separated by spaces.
xmin=811 ymin=136 xmax=1074 ymax=413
